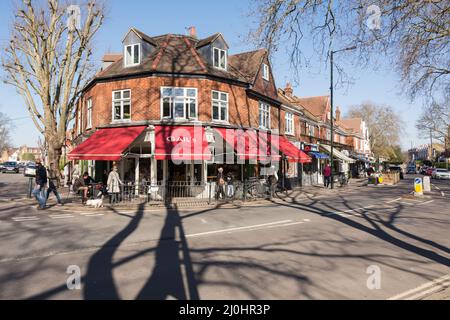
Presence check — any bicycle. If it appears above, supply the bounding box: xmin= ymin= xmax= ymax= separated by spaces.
xmin=339 ymin=173 xmax=348 ymax=187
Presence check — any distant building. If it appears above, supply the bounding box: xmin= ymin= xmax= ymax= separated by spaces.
xmin=408 ymin=143 xmax=445 ymax=162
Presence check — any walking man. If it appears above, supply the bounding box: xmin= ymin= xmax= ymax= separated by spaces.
xmin=32 ymin=159 xmax=47 ymax=210
xmin=323 ymin=163 xmax=332 ymax=188
xmin=216 ymin=167 xmax=226 ymax=201
xmin=46 ymin=162 xmax=63 ymax=206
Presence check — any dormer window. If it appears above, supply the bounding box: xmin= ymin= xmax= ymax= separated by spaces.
xmin=213 ymin=47 xmax=227 ymax=70
xmin=124 ymin=44 xmax=140 ymax=67
xmin=262 ymin=63 xmax=270 ymax=81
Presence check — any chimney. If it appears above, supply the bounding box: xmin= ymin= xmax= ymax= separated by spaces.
xmin=284 ymin=83 xmax=293 ymax=97
xmin=336 ymin=106 xmax=341 ymax=121
xmin=187 ymin=26 xmax=197 ymax=38
xmin=101 ymin=53 xmax=122 ymax=71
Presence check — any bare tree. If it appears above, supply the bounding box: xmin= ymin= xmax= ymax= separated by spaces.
xmin=416 ymin=94 xmax=450 ymax=144
xmin=0 ymin=112 xmax=12 ymax=153
xmin=249 ymin=0 xmax=450 ymax=99
xmin=347 ymin=101 xmax=404 ymax=158
xmin=2 ymin=0 xmax=104 ymax=165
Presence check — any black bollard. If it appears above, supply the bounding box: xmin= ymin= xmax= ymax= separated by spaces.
xmin=28 ymin=177 xmax=33 ymax=198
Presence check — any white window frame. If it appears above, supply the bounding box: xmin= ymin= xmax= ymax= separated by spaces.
xmin=212 ymin=90 xmax=229 ymax=122
xmin=212 ymin=47 xmax=227 ymax=70
xmin=86 ymin=98 xmax=92 ymax=129
xmin=77 ymin=107 xmax=81 ymax=135
xmin=160 ymin=87 xmax=198 ymax=120
xmin=262 ymin=63 xmax=270 ymax=81
xmin=285 ymin=112 xmax=294 ymax=135
xmin=259 ymin=102 xmax=271 ymax=130
xmin=112 ymin=89 xmax=132 ymax=122
xmin=124 ymin=43 xmax=141 ymax=67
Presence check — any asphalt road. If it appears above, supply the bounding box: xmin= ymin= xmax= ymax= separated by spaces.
xmin=0 ymin=173 xmax=448 ymax=300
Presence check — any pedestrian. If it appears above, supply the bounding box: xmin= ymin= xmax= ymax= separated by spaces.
xmin=46 ymin=162 xmax=63 ymax=206
xmin=215 ymin=167 xmax=226 ymax=200
xmin=107 ymin=166 xmax=122 ymax=205
xmin=268 ymin=165 xmax=279 ymax=196
xmin=323 ymin=163 xmax=332 ymax=188
xmin=71 ymin=161 xmax=80 ymax=192
xmin=226 ymin=172 xmax=234 ymax=199
xmin=63 ymin=163 xmax=70 ymax=187
xmin=32 ymin=159 xmax=47 ymax=210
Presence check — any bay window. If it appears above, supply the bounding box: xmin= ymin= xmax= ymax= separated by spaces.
xmin=161 ymin=87 xmax=197 ymax=120
xmin=212 ymin=91 xmax=228 ymax=122
xmin=112 ymin=90 xmax=131 ymax=121
xmin=259 ymin=102 xmax=270 ymax=129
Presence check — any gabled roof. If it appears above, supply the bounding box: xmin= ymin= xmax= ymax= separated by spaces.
xmin=295 ymin=96 xmax=330 ymax=117
xmin=123 ymin=28 xmax=158 ymax=46
xmin=228 ymin=49 xmax=267 ymax=84
xmin=277 ymin=88 xmax=321 ymax=123
xmin=196 ymin=33 xmax=229 ymax=49
xmin=94 ymin=30 xmax=270 ymax=87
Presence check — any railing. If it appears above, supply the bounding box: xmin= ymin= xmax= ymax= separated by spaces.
xmin=64 ymin=179 xmax=277 ymax=206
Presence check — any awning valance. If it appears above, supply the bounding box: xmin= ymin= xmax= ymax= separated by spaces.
xmin=68 ymin=126 xmax=147 ymax=161
xmin=308 ymin=151 xmax=330 ymax=159
xmin=154 ymin=125 xmax=212 ymax=161
xmin=274 ymin=135 xmax=312 ymax=163
xmin=214 ymin=128 xmax=280 ymax=161
xmin=320 ymin=144 xmax=355 ymax=163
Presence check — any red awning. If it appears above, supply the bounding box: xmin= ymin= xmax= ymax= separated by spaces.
xmin=68 ymin=126 xmax=146 ymax=161
xmin=276 ymin=135 xmax=312 ymax=163
xmin=154 ymin=125 xmax=212 ymax=161
xmin=214 ymin=128 xmax=280 ymax=161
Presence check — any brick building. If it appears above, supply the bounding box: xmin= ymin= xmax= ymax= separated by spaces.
xmin=69 ymin=27 xmax=366 ymax=193
xmin=69 ymin=28 xmax=311 ymax=193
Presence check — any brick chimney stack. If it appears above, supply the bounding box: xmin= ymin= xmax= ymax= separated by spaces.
xmin=187 ymin=26 xmax=197 ymax=38
xmin=284 ymin=83 xmax=293 ymax=97
xmin=336 ymin=106 xmax=341 ymax=121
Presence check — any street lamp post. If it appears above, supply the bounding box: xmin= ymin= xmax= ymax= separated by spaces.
xmin=329 ymin=46 xmax=356 ymax=189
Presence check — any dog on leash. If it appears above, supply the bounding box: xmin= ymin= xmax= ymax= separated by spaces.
xmin=85 ymin=196 xmax=104 ymax=208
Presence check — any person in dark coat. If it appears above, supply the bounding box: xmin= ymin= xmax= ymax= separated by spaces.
xmin=32 ymin=159 xmax=48 ymax=209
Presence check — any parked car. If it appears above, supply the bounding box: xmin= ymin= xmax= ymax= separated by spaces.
xmin=0 ymin=163 xmax=5 ymax=171
xmin=24 ymin=163 xmax=37 ymax=177
xmin=389 ymin=166 xmax=404 ymax=179
xmin=425 ymin=167 xmax=434 ymax=176
xmin=431 ymin=168 xmax=450 ymax=180
xmin=406 ymin=164 xmax=417 ymax=174
xmin=2 ymin=161 xmax=19 ymax=173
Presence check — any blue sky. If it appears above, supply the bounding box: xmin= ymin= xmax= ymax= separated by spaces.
xmin=0 ymin=0 xmax=428 ymax=150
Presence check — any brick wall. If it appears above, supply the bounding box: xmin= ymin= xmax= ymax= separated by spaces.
xmin=75 ymin=76 xmax=280 ymax=135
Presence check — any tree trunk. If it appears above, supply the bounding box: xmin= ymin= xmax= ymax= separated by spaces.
xmin=46 ymin=134 xmax=63 ymax=170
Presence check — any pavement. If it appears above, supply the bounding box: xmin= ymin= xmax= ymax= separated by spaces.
xmin=0 ymin=172 xmax=449 ymax=300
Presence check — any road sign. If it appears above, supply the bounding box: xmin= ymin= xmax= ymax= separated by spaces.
xmin=414 ymin=177 xmax=423 ymax=195
xmin=423 ymin=176 xmax=431 ymax=192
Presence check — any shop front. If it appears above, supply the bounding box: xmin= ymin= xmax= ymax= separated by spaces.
xmin=300 ymin=143 xmax=329 ymax=186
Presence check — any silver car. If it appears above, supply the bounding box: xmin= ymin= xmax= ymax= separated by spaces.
xmin=431 ymin=168 xmax=450 ymax=179
xmin=24 ymin=164 xmax=36 ymax=177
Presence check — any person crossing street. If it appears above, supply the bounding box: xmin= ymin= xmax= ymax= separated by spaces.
xmin=32 ymin=159 xmax=47 ymax=210
xmin=46 ymin=162 xmax=63 ymax=206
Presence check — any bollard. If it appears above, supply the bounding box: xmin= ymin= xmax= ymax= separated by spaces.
xmin=28 ymin=177 xmax=33 ymax=198
xmin=208 ymin=183 xmax=212 ymax=205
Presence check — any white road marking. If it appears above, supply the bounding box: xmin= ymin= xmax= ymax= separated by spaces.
xmin=417 ymin=200 xmax=434 ymax=206
xmin=12 ymin=216 xmax=40 ymax=222
xmin=325 ymin=205 xmax=374 ymax=217
xmin=386 ymin=198 xmax=402 ymax=203
xmin=441 ymin=191 xmax=445 ymax=197
xmin=388 ymin=274 xmax=450 ymax=300
xmin=83 ymin=213 xmax=104 ymax=217
xmin=186 ymin=220 xmax=293 ymax=238
xmin=303 ymin=219 xmax=311 ymax=222
xmin=49 ymin=214 xmax=74 ymax=219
